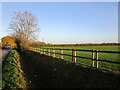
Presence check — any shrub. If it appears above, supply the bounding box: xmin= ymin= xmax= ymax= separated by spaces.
xmin=15 ymin=38 xmax=29 ymax=52
xmin=2 ymin=49 xmax=26 ymax=89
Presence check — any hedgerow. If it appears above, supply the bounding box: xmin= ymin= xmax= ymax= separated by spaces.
xmin=2 ymin=49 xmax=26 ymax=89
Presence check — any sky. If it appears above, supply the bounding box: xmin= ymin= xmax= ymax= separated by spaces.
xmin=1 ymin=2 xmax=118 ymax=44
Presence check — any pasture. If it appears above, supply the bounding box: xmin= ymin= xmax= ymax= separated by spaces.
xmin=31 ymin=46 xmax=120 ymax=71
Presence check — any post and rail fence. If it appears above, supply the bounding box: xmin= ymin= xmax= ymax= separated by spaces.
xmin=30 ymin=47 xmax=120 ymax=70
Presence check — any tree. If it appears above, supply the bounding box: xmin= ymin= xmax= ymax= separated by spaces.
xmin=9 ymin=11 xmax=40 ymax=51
xmin=1 ymin=36 xmax=16 ymax=47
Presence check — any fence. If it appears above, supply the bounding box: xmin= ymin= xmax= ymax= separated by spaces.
xmin=30 ymin=47 xmax=120 ymax=69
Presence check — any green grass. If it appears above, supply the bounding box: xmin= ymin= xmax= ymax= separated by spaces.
xmin=2 ymin=49 xmax=26 ymax=89
xmin=30 ymin=46 xmax=120 ymax=71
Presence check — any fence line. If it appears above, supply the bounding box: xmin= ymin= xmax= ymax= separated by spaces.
xmin=30 ymin=47 xmax=120 ymax=69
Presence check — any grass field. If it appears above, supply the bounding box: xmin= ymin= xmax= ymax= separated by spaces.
xmin=31 ymin=46 xmax=120 ymax=71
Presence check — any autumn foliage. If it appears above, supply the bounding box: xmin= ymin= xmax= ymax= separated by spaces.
xmin=1 ymin=36 xmax=16 ymax=47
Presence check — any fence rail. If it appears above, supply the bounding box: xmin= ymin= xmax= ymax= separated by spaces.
xmin=30 ymin=47 xmax=120 ymax=69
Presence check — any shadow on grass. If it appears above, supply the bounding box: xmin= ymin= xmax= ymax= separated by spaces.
xmin=20 ymin=50 xmax=120 ymax=88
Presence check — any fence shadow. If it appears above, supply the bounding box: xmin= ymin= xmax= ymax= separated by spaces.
xmin=20 ymin=50 xmax=120 ymax=88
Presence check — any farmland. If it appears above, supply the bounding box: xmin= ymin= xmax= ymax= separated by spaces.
xmin=31 ymin=46 xmax=120 ymax=71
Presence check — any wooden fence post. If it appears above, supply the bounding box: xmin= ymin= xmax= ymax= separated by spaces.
xmin=39 ymin=46 xmax=40 ymax=53
xmin=96 ymin=50 xmax=99 ymax=68
xmin=60 ymin=49 xmax=64 ymax=59
xmin=34 ymin=45 xmax=35 ymax=51
xmin=46 ymin=48 xmax=48 ymax=55
xmin=34 ymin=45 xmax=36 ymax=51
xmin=44 ymin=48 xmax=46 ymax=54
xmin=52 ymin=48 xmax=55 ymax=57
xmin=48 ymin=49 xmax=50 ymax=56
xmin=91 ymin=49 xmax=95 ymax=67
xmin=40 ymin=48 xmax=42 ymax=54
xmin=39 ymin=47 xmax=41 ymax=53
xmin=38 ymin=46 xmax=39 ymax=53
xmin=36 ymin=45 xmax=38 ymax=52
xmin=43 ymin=48 xmax=44 ymax=54
xmin=72 ymin=49 xmax=76 ymax=63
xmin=36 ymin=45 xmax=37 ymax=52
xmin=38 ymin=47 xmax=40 ymax=53
xmin=42 ymin=48 xmax=43 ymax=54
xmin=35 ymin=45 xmax=36 ymax=51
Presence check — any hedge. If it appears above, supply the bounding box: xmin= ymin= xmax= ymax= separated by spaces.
xmin=2 ymin=49 xmax=26 ymax=89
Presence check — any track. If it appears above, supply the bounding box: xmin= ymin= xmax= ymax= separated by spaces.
xmin=0 ymin=48 xmax=13 ymax=63
xmin=0 ymin=48 xmax=13 ymax=88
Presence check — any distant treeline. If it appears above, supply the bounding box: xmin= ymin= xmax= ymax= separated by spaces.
xmin=47 ymin=43 xmax=120 ymax=47
xmin=30 ymin=42 xmax=120 ymax=47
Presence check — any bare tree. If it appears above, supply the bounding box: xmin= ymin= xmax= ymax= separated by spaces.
xmin=9 ymin=11 xmax=40 ymax=51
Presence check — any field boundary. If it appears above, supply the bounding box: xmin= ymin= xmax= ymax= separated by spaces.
xmin=30 ymin=47 xmax=120 ymax=71
xmin=2 ymin=49 xmax=26 ymax=88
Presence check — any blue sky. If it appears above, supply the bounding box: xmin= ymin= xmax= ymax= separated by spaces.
xmin=2 ymin=2 xmax=118 ymax=44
